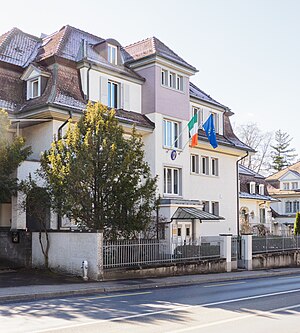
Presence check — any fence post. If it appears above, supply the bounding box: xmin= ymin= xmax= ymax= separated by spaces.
xmin=97 ymin=231 xmax=104 ymax=281
xmin=219 ymin=234 xmax=232 ymax=272
xmin=241 ymin=234 xmax=252 ymax=271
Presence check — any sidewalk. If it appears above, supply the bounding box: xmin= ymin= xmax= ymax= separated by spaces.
xmin=1 ymin=267 xmax=300 ymax=303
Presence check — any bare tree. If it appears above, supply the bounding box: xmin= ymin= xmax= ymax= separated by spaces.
xmin=236 ymin=122 xmax=273 ymax=175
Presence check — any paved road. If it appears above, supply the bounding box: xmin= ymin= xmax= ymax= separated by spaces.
xmin=1 ymin=273 xmax=300 ymax=333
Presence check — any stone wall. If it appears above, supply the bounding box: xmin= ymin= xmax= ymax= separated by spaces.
xmin=0 ymin=229 xmax=32 ymax=268
xmin=103 ymin=259 xmax=227 ymax=280
xmin=253 ymin=251 xmax=300 ymax=270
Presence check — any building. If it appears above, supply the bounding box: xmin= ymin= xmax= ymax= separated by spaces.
xmin=239 ymin=165 xmax=275 ymax=235
xmin=0 ymin=26 xmax=252 ymax=243
xmin=266 ymin=161 xmax=300 ymax=235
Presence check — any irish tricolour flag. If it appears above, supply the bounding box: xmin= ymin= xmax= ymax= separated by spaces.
xmin=188 ymin=113 xmax=198 ymax=147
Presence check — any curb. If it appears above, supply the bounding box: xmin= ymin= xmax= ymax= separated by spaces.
xmin=0 ymin=269 xmax=300 ymax=304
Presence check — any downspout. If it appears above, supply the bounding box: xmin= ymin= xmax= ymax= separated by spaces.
xmin=86 ymin=63 xmax=92 ymax=101
xmin=236 ymin=151 xmax=249 ymax=236
xmin=57 ymin=110 xmax=73 ymax=230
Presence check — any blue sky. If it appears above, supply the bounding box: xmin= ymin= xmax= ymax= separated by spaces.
xmin=2 ymin=0 xmax=300 ymax=152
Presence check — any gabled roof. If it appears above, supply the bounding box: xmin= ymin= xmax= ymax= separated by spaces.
xmin=123 ymin=37 xmax=197 ymax=72
xmin=266 ymin=161 xmax=300 ymax=181
xmin=278 ymin=169 xmax=300 ymax=181
xmin=189 ymin=82 xmax=228 ymax=110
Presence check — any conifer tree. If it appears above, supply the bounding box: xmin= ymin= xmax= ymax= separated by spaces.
xmin=40 ymin=103 xmax=157 ymax=239
xmin=294 ymin=212 xmax=300 ymax=236
xmin=270 ymin=130 xmax=297 ymax=171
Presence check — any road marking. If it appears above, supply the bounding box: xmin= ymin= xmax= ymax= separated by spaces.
xmin=278 ymin=275 xmax=300 ymax=280
xmin=168 ymin=303 xmax=300 ymax=332
xmin=32 ymin=287 xmax=300 ymax=333
xmin=203 ymin=281 xmax=246 ymax=288
xmin=79 ymin=291 xmax=152 ymax=300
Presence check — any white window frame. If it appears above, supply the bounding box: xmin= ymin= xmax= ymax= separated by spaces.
xmin=259 ymin=184 xmax=265 ymax=195
xmin=201 ymin=156 xmax=209 ymax=175
xmin=108 ymin=44 xmax=117 ymax=65
xmin=161 ymin=67 xmax=184 ymax=91
xmin=108 ymin=80 xmax=120 ymax=108
xmin=193 ymin=106 xmax=203 ymax=128
xmin=210 ymin=112 xmax=219 ymax=133
xmin=212 ymin=201 xmax=219 ymax=216
xmin=27 ymin=77 xmax=41 ymax=99
xmin=211 ymin=158 xmax=219 ymax=176
xmin=292 ymin=182 xmax=298 ymax=190
xmin=163 ymin=167 xmax=181 ymax=195
xmin=191 ymin=154 xmax=199 ymax=174
xmin=250 ymin=181 xmax=256 ymax=194
xmin=203 ymin=201 xmax=209 ymax=213
xmin=283 ymin=182 xmax=290 ymax=190
xmin=163 ymin=119 xmax=180 ymax=149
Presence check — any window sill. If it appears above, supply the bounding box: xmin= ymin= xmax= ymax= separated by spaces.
xmin=190 ymin=172 xmax=219 ymax=179
xmin=161 ymin=83 xmax=185 ymax=94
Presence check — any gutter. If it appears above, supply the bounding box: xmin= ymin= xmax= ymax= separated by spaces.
xmin=57 ymin=110 xmax=73 ymax=140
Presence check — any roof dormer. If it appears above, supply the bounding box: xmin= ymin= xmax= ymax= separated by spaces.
xmin=21 ymin=64 xmax=50 ymax=100
xmin=93 ymin=39 xmax=122 ymax=66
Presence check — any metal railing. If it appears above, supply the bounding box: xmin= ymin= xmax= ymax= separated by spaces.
xmin=103 ymin=237 xmax=221 ymax=269
xmin=231 ymin=236 xmax=238 ymax=260
xmin=252 ymin=236 xmax=300 ymax=254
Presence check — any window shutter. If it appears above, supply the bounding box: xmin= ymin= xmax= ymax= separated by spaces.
xmin=99 ymin=77 xmax=108 ymax=105
xmin=124 ymin=84 xmax=130 ymax=110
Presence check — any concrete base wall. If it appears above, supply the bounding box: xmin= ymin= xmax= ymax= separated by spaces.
xmin=32 ymin=232 xmax=103 ymax=280
xmin=253 ymin=251 xmax=300 ymax=270
xmin=0 ymin=229 xmax=32 ymax=268
xmin=103 ymin=259 xmax=227 ymax=280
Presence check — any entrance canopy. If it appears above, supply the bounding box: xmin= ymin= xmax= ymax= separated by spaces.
xmin=171 ymin=207 xmax=224 ymax=221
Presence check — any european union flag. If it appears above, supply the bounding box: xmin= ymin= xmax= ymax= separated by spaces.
xmin=203 ymin=114 xmax=218 ymax=149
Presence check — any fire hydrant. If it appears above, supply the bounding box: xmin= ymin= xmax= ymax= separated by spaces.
xmin=81 ymin=260 xmax=88 ymax=281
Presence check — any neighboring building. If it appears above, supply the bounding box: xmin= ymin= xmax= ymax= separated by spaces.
xmin=0 ymin=26 xmax=252 ymax=244
xmin=266 ymin=162 xmax=300 ymax=235
xmin=239 ymin=165 xmax=275 ymax=235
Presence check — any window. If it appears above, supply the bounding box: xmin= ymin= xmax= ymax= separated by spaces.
xmin=163 ymin=119 xmax=179 ymax=148
xmin=249 ymin=182 xmax=256 ymax=194
xmin=177 ymin=227 xmax=182 ymax=237
xmin=260 ymin=208 xmax=266 ymax=224
xmin=108 ymin=45 xmax=117 ymax=64
xmin=293 ymin=201 xmax=300 ymax=213
xmin=210 ymin=112 xmax=219 ymax=133
xmin=259 ymin=184 xmax=265 ymax=195
xmin=191 ymin=154 xmax=199 ymax=174
xmin=27 ymin=78 xmax=40 ymax=99
xmin=186 ymin=227 xmax=190 ymax=237
xmin=108 ymin=81 xmax=119 ymax=108
xmin=193 ymin=107 xmax=203 ymax=127
xmin=176 ymin=75 xmax=183 ymax=91
xmin=212 ymin=202 xmax=219 ymax=216
xmin=161 ymin=69 xmax=168 ymax=86
xmin=169 ymin=72 xmax=175 ymax=88
xmin=292 ymin=182 xmax=298 ymax=190
xmin=286 ymin=201 xmax=292 ymax=213
xmin=201 ymin=156 xmax=209 ymax=175
xmin=161 ymin=68 xmax=183 ymax=91
xmin=283 ymin=182 xmax=290 ymax=190
xmin=211 ymin=158 xmax=219 ymax=176
xmin=203 ymin=201 xmax=209 ymax=213
xmin=164 ymin=167 xmax=180 ymax=195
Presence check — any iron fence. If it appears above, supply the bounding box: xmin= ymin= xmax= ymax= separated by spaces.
xmin=252 ymin=236 xmax=300 ymax=254
xmin=231 ymin=236 xmax=238 ymax=260
xmin=103 ymin=237 xmax=221 ymax=269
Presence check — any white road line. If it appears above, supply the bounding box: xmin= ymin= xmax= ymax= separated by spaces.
xmin=203 ymin=281 xmax=246 ymax=288
xmin=168 ymin=303 xmax=300 ymax=333
xmin=32 ymin=287 xmax=300 ymax=333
